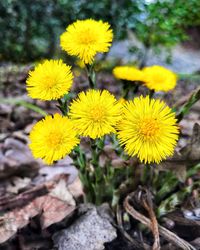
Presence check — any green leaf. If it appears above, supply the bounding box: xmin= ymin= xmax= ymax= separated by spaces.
xmin=0 ymin=98 xmax=47 ymax=116
xmin=176 ymin=88 xmax=200 ymax=122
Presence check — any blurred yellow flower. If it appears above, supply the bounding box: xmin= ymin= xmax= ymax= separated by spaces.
xmin=69 ymin=89 xmax=122 ymax=139
xmin=117 ymin=96 xmax=179 ymax=164
xmin=29 ymin=114 xmax=79 ymax=165
xmin=76 ymin=59 xmax=85 ymax=69
xmin=142 ymin=65 xmax=177 ymax=92
xmin=26 ymin=60 xmax=73 ymax=100
xmin=118 ymin=98 xmax=126 ymax=106
xmin=113 ymin=66 xmax=143 ymax=82
xmin=60 ymin=19 xmax=113 ymax=64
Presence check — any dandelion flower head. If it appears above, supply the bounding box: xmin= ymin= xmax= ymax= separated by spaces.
xmin=26 ymin=60 xmax=73 ymax=100
xmin=142 ymin=65 xmax=177 ymax=92
xmin=113 ymin=66 xmax=144 ymax=82
xmin=60 ymin=19 xmax=113 ymax=64
xmin=29 ymin=114 xmax=79 ymax=165
xmin=117 ymin=96 xmax=179 ymax=164
xmin=69 ymin=89 xmax=122 ymax=139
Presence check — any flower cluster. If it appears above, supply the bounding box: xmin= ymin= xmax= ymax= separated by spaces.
xmin=26 ymin=18 xmax=179 ymax=166
xmin=113 ymin=65 xmax=177 ymax=92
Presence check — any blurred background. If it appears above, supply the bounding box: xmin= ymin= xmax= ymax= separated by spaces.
xmin=0 ymin=0 xmax=200 ymax=135
xmin=1 ymin=0 xmax=200 ymax=65
xmin=0 ymin=2 xmax=200 ymax=249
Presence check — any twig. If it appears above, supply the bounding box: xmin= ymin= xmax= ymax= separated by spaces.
xmin=142 ymin=189 xmax=160 ymax=250
xmin=124 ymin=193 xmax=196 ymax=250
xmin=116 ymin=205 xmax=150 ymax=249
xmin=116 ymin=205 xmax=135 ymax=244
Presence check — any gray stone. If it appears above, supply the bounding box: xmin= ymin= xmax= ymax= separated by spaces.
xmin=146 ymin=45 xmax=200 ymax=74
xmin=53 ymin=205 xmax=117 ymax=250
xmin=108 ymin=37 xmax=200 ymax=74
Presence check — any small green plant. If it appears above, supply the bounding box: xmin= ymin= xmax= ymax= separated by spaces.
xmin=23 ymin=18 xmax=200 ymax=210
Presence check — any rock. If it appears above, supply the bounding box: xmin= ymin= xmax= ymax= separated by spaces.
xmin=39 ymin=158 xmax=77 ymax=183
xmin=24 ymin=123 xmax=35 ymax=134
xmin=53 ymin=205 xmax=117 ymax=250
xmin=108 ymin=38 xmax=200 ymax=74
xmin=12 ymin=130 xmax=29 ymax=143
xmin=0 ymin=137 xmax=39 ymax=179
xmin=190 ymin=237 xmax=200 ymax=249
xmin=0 ymin=117 xmax=14 ymax=133
xmin=146 ymin=45 xmax=200 ymax=74
xmin=0 ymin=103 xmax=12 ymax=115
xmin=193 ymin=208 xmax=200 ymax=218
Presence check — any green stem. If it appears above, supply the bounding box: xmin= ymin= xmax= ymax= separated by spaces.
xmin=90 ymin=137 xmax=106 ymax=204
xmin=176 ymin=88 xmax=200 ymax=122
xmin=141 ymin=164 xmax=149 ymax=184
xmin=90 ymin=138 xmax=101 ymax=166
xmin=141 ymin=164 xmax=155 ymax=188
xmin=85 ymin=64 xmax=96 ymax=89
xmin=72 ymin=137 xmax=106 ymax=204
xmin=123 ymin=86 xmax=129 ymax=99
xmin=149 ymin=89 xmax=155 ymax=99
xmin=72 ymin=145 xmax=93 ymax=203
xmin=122 ymin=80 xmax=140 ymax=99
xmin=57 ymin=93 xmax=74 ymax=116
xmin=178 ymin=73 xmax=200 ymax=81
xmin=57 ymin=99 xmax=67 ymax=116
xmin=133 ymin=83 xmax=139 ymax=94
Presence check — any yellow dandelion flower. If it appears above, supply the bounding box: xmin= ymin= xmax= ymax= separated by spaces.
xmin=117 ymin=96 xmax=179 ymax=164
xmin=142 ymin=65 xmax=177 ymax=92
xmin=113 ymin=66 xmax=143 ymax=82
xmin=29 ymin=114 xmax=79 ymax=165
xmin=26 ymin=60 xmax=73 ymax=100
xmin=60 ymin=19 xmax=113 ymax=64
xmin=69 ymin=89 xmax=122 ymax=139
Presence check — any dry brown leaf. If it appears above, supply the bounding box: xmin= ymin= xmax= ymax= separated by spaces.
xmin=39 ymin=195 xmax=75 ymax=229
xmin=0 ymin=175 xmax=82 ymax=243
xmin=111 ymin=158 xmax=126 ymax=168
xmin=158 ymin=157 xmax=187 ymax=182
xmin=68 ymin=176 xmax=84 ymax=198
xmin=50 ymin=179 xmax=75 ymax=206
